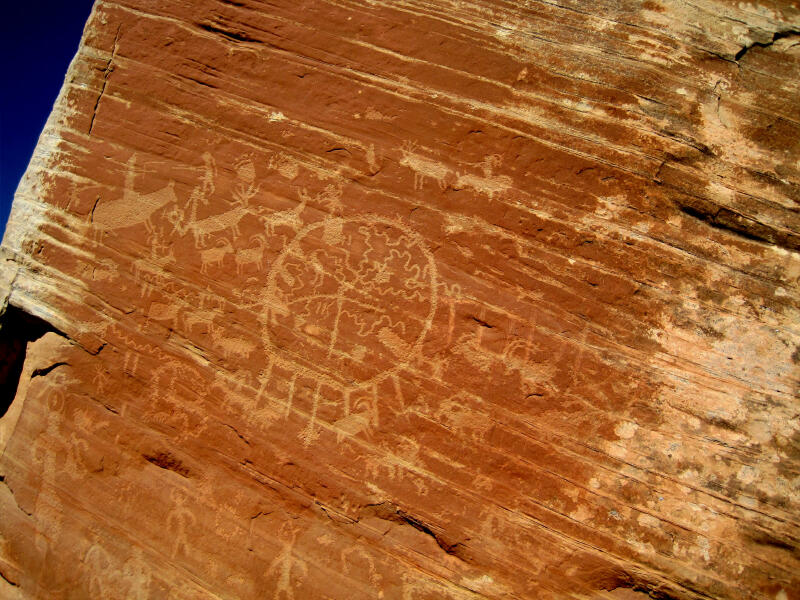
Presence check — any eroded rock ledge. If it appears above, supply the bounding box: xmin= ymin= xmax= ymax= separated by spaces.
xmin=1 ymin=1 xmax=798 ymax=598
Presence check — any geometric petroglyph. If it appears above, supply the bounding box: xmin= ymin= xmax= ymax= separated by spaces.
xmin=262 ymin=216 xmax=437 ymax=389
xmin=257 ymin=215 xmax=438 ymax=446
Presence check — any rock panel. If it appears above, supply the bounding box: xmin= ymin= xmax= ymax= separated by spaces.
xmin=1 ymin=1 xmax=799 ymax=598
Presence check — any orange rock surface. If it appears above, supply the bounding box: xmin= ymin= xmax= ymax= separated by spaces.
xmin=1 ymin=1 xmax=799 ymax=598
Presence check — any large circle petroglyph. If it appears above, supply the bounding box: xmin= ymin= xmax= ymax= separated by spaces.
xmin=262 ymin=216 xmax=437 ymax=389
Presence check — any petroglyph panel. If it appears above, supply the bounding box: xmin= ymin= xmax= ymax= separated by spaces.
xmin=2 ymin=0 xmax=799 ymax=599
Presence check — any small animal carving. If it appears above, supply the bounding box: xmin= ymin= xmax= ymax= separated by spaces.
xmin=235 ymin=234 xmax=268 ymax=274
xmin=92 ymin=154 xmax=179 ymax=232
xmin=199 ymin=239 xmax=233 ymax=274
xmin=208 ymin=322 xmax=256 ymax=360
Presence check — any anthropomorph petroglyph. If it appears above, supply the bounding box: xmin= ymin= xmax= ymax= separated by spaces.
xmin=168 ymin=488 xmax=197 ymax=559
xmin=266 ymin=521 xmax=308 ymax=600
xmin=169 ymin=152 xmax=256 ymax=247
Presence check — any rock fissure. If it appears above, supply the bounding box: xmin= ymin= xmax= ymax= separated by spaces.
xmin=360 ymin=502 xmax=468 ymax=561
xmin=675 ymin=198 xmax=799 ymax=250
xmin=197 ymin=21 xmax=262 ymax=44
xmin=142 ymin=451 xmax=191 ymax=478
xmin=0 ymin=476 xmax=32 ymax=518
xmin=0 ymin=568 xmax=19 ymax=588
xmin=734 ymin=30 xmax=800 ymax=62
xmin=88 ymin=25 xmax=120 ymax=136
xmin=223 ymin=422 xmax=250 ymax=445
xmin=30 ymin=362 xmax=69 ymax=379
xmin=0 ymin=306 xmax=60 ymax=418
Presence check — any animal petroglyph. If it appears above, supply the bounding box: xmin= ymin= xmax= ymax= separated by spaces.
xmin=92 ymin=154 xmax=179 ymax=232
xmin=183 ymin=295 xmax=222 ymax=333
xmin=261 ymin=193 xmax=308 ymax=239
xmin=454 ymin=154 xmax=512 ymax=199
xmin=146 ymin=300 xmax=180 ymax=328
xmin=399 ymin=141 xmax=452 ymax=191
xmin=170 ymin=152 xmax=256 ymax=246
xmin=399 ymin=144 xmax=512 ymax=198
xmin=235 ymin=234 xmax=268 ymax=274
xmin=199 ymin=239 xmax=234 ymax=274
xmin=210 ymin=322 xmax=257 ymax=361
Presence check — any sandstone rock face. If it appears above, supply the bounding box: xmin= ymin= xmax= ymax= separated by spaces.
xmin=1 ymin=1 xmax=799 ymax=598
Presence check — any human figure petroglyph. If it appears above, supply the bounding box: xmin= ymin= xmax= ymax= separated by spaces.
xmin=84 ymin=535 xmax=114 ymax=598
xmin=33 ymin=385 xmax=69 ymax=488
xmin=266 ymin=521 xmax=308 ymax=600
xmin=92 ymin=154 xmax=179 ymax=233
xmin=92 ymin=364 xmax=111 ymax=395
xmin=65 ymin=428 xmax=93 ymax=477
xmin=168 ymin=488 xmax=197 ymax=559
xmin=169 ymin=152 xmax=257 ymax=247
xmin=132 ymin=226 xmax=177 ymax=297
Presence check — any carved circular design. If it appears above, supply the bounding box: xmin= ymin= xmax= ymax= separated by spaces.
xmin=262 ymin=216 xmax=437 ymax=388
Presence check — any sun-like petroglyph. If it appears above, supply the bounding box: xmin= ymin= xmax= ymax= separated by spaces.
xmin=257 ymin=215 xmax=438 ymax=445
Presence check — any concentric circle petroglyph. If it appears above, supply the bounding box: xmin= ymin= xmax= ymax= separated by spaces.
xmin=262 ymin=216 xmax=437 ymax=389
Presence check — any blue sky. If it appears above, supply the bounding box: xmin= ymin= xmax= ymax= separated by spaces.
xmin=1 ymin=2 xmax=96 ymax=235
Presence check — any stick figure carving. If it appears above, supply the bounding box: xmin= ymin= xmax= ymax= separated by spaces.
xmin=266 ymin=521 xmax=308 ymax=600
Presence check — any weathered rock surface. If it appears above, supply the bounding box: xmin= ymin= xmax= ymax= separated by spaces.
xmin=1 ymin=1 xmax=799 ymax=598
